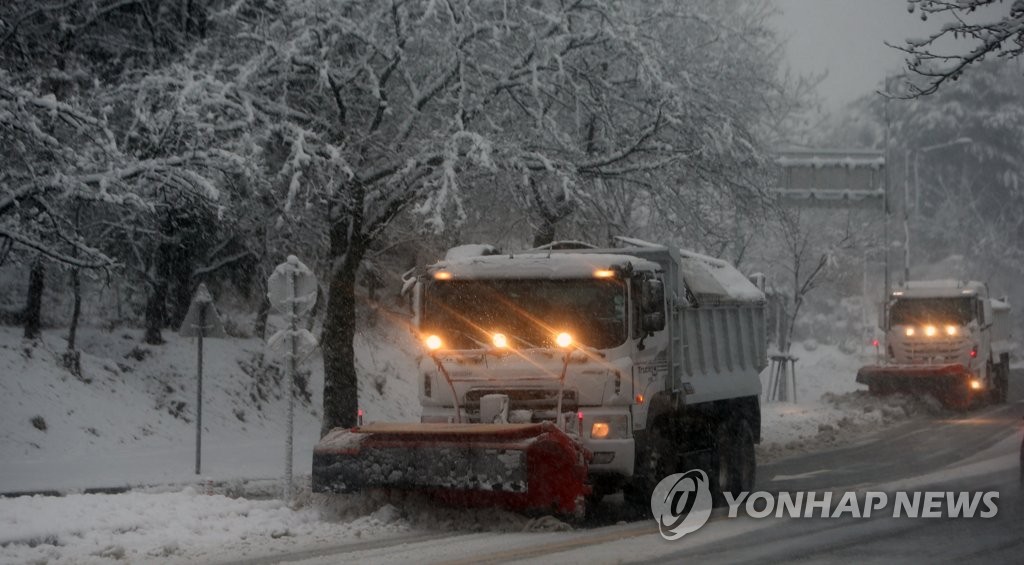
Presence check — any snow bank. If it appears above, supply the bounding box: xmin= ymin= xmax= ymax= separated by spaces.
xmin=0 ymin=489 xmax=411 ymax=565
xmin=758 ymin=341 xmax=949 ymax=462
xmin=0 ymin=488 xmax=575 ymax=564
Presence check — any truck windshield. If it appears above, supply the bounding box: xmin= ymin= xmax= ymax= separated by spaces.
xmin=889 ymin=297 xmax=975 ymax=326
xmin=422 ymin=278 xmax=627 ymax=350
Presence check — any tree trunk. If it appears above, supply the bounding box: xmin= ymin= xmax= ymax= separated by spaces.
xmin=254 ymin=288 xmax=271 ymax=340
xmin=320 ymin=245 xmax=364 ymax=436
xmin=24 ymin=260 xmax=45 ymax=340
xmin=68 ymin=267 xmax=81 ymax=350
xmin=144 ymin=277 xmax=166 ymax=344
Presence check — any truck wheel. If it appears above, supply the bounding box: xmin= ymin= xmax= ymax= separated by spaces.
xmin=623 ymin=422 xmax=678 ymax=511
xmin=712 ymin=418 xmax=756 ymax=506
xmin=992 ymin=361 xmax=1009 ymax=404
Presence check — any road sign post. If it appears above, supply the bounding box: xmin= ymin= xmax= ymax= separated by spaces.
xmin=267 ymin=256 xmax=318 ymax=501
xmin=179 ymin=283 xmax=226 ymax=475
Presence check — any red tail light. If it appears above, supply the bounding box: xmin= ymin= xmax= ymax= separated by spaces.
xmin=969 ymin=346 xmax=978 ymax=359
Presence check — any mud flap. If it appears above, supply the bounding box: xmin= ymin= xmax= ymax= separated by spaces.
xmin=312 ymin=422 xmax=590 ymax=515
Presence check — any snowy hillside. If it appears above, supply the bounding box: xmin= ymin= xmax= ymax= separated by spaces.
xmin=0 ymin=314 xmax=421 ymax=494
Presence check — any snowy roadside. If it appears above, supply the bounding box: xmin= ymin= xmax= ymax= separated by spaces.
xmin=0 ymin=489 xmax=577 ymax=565
xmin=756 ymin=341 xmax=948 ymax=464
xmin=0 ymin=489 xmax=412 ymax=565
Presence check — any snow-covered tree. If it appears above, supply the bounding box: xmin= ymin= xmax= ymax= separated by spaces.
xmin=819 ymin=62 xmax=1024 ymax=335
xmin=892 ymin=0 xmax=1024 ymax=96
xmin=138 ymin=0 xmax=794 ymax=433
xmin=0 ymin=0 xmax=232 ymax=343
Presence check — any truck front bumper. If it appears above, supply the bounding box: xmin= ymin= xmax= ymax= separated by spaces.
xmin=421 ymin=406 xmax=636 ymax=477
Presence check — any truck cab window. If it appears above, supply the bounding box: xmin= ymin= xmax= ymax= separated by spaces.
xmin=422 ymin=278 xmax=628 ymax=350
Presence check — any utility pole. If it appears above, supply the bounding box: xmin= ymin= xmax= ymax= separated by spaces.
xmin=882 ymin=75 xmax=892 ymax=303
xmin=904 ymin=150 xmax=911 ymax=284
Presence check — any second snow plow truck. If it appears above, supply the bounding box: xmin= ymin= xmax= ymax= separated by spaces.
xmin=858 ymin=280 xmax=1013 ymax=408
xmin=312 ymin=238 xmax=767 ymax=516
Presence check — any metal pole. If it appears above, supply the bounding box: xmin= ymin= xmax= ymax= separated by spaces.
xmin=284 ymin=269 xmax=296 ymax=501
xmin=882 ymin=77 xmax=891 ymax=303
xmin=904 ymin=151 xmax=910 ymax=283
xmin=913 ymin=151 xmax=920 ymax=215
xmin=863 ymin=251 xmax=869 ymax=357
xmin=195 ymin=304 xmax=205 ymax=475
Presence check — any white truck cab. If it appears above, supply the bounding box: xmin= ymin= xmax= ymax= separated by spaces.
xmin=410 ymin=239 xmax=767 ymax=502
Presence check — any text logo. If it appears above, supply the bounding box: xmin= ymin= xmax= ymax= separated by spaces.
xmin=651 ymin=469 xmax=713 ymax=540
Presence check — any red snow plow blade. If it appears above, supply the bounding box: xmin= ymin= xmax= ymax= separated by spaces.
xmin=857 ymin=363 xmax=971 ymax=391
xmin=312 ymin=422 xmax=591 ymax=515
xmin=856 ymin=364 xmax=981 ymax=408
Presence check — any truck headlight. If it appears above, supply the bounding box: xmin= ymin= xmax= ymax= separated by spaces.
xmin=924 ymin=325 xmax=937 ymax=337
xmin=905 ymin=327 xmax=915 ymax=337
xmin=589 ymin=415 xmax=629 ymax=439
xmin=945 ymin=325 xmax=958 ymax=336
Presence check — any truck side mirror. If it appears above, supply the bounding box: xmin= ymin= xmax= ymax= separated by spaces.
xmin=640 ymin=278 xmax=666 ymax=332
xmin=642 ymin=312 xmax=666 ymax=333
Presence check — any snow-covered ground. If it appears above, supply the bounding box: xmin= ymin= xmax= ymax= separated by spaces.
xmin=0 ymin=325 xmax=954 ymax=564
xmin=757 ymin=341 xmax=948 ymax=462
xmin=0 ymin=314 xmax=420 ymax=494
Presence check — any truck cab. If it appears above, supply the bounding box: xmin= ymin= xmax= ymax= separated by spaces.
xmin=859 ymin=279 xmax=1012 ymax=407
xmin=410 ymin=239 xmax=766 ymax=501
xmin=415 ymin=252 xmax=662 ymax=478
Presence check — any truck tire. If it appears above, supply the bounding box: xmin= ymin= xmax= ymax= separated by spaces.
xmin=992 ymin=359 xmax=1009 ymax=404
xmin=623 ymin=421 xmax=679 ymax=510
xmin=712 ymin=417 xmax=756 ymax=506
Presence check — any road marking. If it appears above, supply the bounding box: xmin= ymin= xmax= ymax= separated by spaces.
xmin=771 ymin=469 xmax=830 ymax=481
xmin=442 ymin=513 xmax=736 ymax=565
xmin=441 ymin=523 xmax=658 ymax=565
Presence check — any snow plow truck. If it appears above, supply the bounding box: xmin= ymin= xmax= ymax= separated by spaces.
xmin=858 ymin=280 xmax=1013 ymax=408
xmin=312 ymin=238 xmax=767 ymax=516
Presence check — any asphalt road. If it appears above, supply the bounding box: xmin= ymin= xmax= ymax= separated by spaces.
xmin=758 ymin=369 xmax=1024 ymax=494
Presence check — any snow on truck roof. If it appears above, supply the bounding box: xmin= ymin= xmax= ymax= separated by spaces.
xmin=677 ymin=253 xmax=764 ymax=303
xmin=609 ymin=236 xmax=764 ymax=303
xmin=429 ymin=253 xmax=661 ymax=280
xmin=431 ymin=241 xmax=765 ymax=304
xmin=893 ymin=279 xmax=986 ymax=298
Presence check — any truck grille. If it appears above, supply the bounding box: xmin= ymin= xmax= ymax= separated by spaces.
xmin=463 ymin=389 xmax=577 ymax=418
xmin=898 ymin=339 xmax=967 ymax=363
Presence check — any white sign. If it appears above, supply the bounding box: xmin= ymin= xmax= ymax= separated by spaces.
xmin=267 ymin=255 xmax=318 ymax=317
xmin=267 ymin=327 xmax=318 ymax=359
xmin=179 ymin=283 xmax=226 ymax=338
